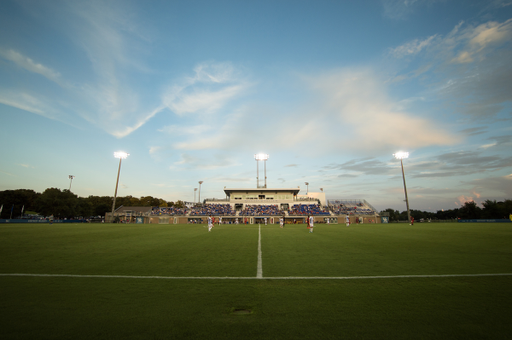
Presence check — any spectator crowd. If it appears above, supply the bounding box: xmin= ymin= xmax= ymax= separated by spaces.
xmin=288 ymin=204 xmax=331 ymax=216
xmin=240 ymin=204 xmax=283 ymax=216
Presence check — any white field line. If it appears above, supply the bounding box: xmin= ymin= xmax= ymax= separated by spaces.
xmin=257 ymin=224 xmax=263 ymax=278
xmin=1 ymin=273 xmax=511 ymax=280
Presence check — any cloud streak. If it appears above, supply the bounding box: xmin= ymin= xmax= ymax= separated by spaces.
xmin=306 ymin=68 xmax=460 ymax=151
xmin=390 ymin=18 xmax=512 ymax=121
xmin=162 ymin=62 xmax=249 ymax=117
xmin=0 ymin=48 xmax=62 ymax=84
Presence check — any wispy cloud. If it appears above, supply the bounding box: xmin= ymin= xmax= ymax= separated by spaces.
xmin=389 ymin=35 xmax=437 ymax=58
xmin=381 ymin=0 xmax=440 ymax=20
xmin=449 ymin=19 xmax=512 ymax=64
xmin=162 ymin=62 xmax=249 ymax=116
xmin=306 ymin=68 xmax=460 ymax=151
xmin=17 ymin=163 xmax=35 ymax=169
xmin=0 ymin=92 xmax=45 ymax=115
xmin=0 ymin=48 xmax=62 ymax=84
xmin=0 ymin=1 xmax=161 ymax=138
xmin=390 ymin=18 xmax=512 ymax=120
xmin=411 ymin=151 xmax=512 ymax=178
xmin=173 ymin=153 xmax=240 ymax=171
xmin=159 ymin=66 xmax=460 ymax=158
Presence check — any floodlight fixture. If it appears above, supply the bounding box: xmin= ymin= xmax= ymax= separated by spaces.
xmin=393 ymin=151 xmax=409 ymax=160
xmin=111 ymin=151 xmax=129 ymax=222
xmin=394 ymin=151 xmax=411 ymax=223
xmin=305 ymin=182 xmax=309 ymax=195
xmin=255 ymin=153 xmax=269 ymax=188
xmin=254 ymin=153 xmax=269 ymax=161
xmin=114 ymin=151 xmax=129 ymax=159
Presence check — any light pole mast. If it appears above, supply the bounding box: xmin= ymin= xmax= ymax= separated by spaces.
xmin=111 ymin=152 xmax=129 ymax=222
xmin=254 ymin=153 xmax=269 ymax=188
xmin=69 ymin=175 xmax=75 ymax=191
xmin=198 ymin=181 xmax=204 ymax=204
xmin=394 ymin=152 xmax=411 ymax=223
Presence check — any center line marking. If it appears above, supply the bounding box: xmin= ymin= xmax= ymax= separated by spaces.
xmin=257 ymin=224 xmax=263 ymax=278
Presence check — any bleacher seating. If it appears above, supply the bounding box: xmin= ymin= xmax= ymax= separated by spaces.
xmin=330 ymin=202 xmax=375 ymax=215
xmin=288 ymin=204 xmax=330 ymax=216
xmin=189 ymin=204 xmax=235 ymax=216
xmin=151 ymin=207 xmax=189 ymax=216
xmin=240 ymin=204 xmax=283 ymax=216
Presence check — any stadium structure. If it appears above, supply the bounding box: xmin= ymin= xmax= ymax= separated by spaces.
xmin=107 ymin=187 xmax=381 ymax=225
xmin=106 ymin=154 xmax=381 ymax=224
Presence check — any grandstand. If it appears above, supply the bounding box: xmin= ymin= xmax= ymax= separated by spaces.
xmin=107 ymin=188 xmax=380 ymax=224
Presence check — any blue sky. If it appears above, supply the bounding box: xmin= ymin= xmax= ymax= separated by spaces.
xmin=1 ymin=0 xmax=511 ymax=212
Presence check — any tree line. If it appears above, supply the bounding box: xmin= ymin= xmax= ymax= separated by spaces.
xmin=0 ymin=188 xmax=186 ymax=219
xmin=380 ymin=200 xmax=512 ymax=222
xmin=1 ymin=188 xmax=510 ymax=220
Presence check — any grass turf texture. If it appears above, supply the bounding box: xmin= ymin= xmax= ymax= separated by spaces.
xmin=1 ymin=222 xmax=511 ymax=339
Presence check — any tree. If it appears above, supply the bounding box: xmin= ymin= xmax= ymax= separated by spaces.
xmin=457 ymin=201 xmax=481 ymax=219
xmin=76 ymin=198 xmax=93 ymax=217
xmin=482 ymin=200 xmax=500 ymax=219
xmin=174 ymin=200 xmax=186 ymax=208
xmin=94 ymin=203 xmax=110 ymax=217
xmin=34 ymin=188 xmax=80 ymax=218
xmin=140 ymin=196 xmax=160 ymax=206
xmin=435 ymin=208 xmax=458 ymax=220
xmin=129 ymin=196 xmax=142 ymax=206
xmin=0 ymin=189 xmax=40 ymax=218
xmin=410 ymin=209 xmax=436 ymax=221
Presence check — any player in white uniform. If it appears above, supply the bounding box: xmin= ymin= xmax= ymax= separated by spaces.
xmin=345 ymin=215 xmax=350 ymax=227
xmin=235 ymin=218 xmax=239 ymax=224
xmin=279 ymin=216 xmax=284 ymax=228
xmin=264 ymin=217 xmax=267 ymax=225
xmin=309 ymin=215 xmax=314 ymax=233
xmin=208 ymin=215 xmax=213 ymax=232
xmin=219 ymin=217 xmax=222 ymax=225
xmin=326 ymin=218 xmax=330 ymax=224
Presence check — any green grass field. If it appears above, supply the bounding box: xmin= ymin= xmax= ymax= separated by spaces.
xmin=1 ymin=222 xmax=511 ymax=339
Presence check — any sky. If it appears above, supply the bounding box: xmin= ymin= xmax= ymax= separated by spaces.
xmin=0 ymin=0 xmax=511 ymax=212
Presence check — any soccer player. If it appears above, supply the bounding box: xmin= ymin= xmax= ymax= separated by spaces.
xmin=326 ymin=217 xmax=330 ymax=224
xmin=345 ymin=215 xmax=350 ymax=227
xmin=309 ymin=215 xmax=314 ymax=233
xmin=279 ymin=216 xmax=284 ymax=228
xmin=219 ymin=216 xmax=222 ymax=225
xmin=410 ymin=216 xmax=414 ymax=225
xmin=208 ymin=215 xmax=213 ymax=232
xmin=235 ymin=218 xmax=239 ymax=224
xmin=264 ymin=217 xmax=267 ymax=225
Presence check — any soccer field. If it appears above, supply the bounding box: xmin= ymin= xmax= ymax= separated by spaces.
xmin=1 ymin=222 xmax=511 ymax=339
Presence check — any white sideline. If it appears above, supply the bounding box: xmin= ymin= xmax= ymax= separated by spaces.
xmin=1 ymin=273 xmax=511 ymax=280
xmin=257 ymin=224 xmax=263 ymax=278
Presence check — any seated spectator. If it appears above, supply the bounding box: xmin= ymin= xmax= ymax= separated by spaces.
xmin=239 ymin=204 xmax=283 ymax=216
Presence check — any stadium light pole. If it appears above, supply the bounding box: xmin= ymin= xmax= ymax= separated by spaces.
xmin=305 ymin=182 xmax=309 ymax=195
xmin=255 ymin=153 xmax=269 ymax=188
xmin=194 ymin=188 xmax=197 ymax=203
xmin=68 ymin=175 xmax=75 ymax=191
xmin=198 ymin=181 xmax=204 ymax=204
xmin=394 ymin=151 xmax=411 ymax=224
xmin=111 ymin=152 xmax=129 ymax=222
